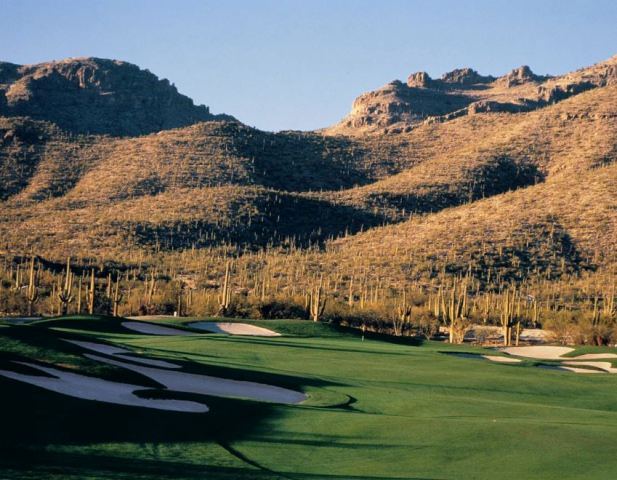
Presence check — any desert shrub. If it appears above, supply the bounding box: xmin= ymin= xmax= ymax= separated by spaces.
xmin=542 ymin=311 xmax=578 ymax=345
xmin=572 ymin=312 xmax=615 ymax=346
xmin=412 ymin=308 xmax=440 ymax=339
xmin=256 ymin=297 xmax=307 ymax=319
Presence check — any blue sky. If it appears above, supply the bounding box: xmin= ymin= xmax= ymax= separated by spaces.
xmin=2 ymin=0 xmax=616 ymax=131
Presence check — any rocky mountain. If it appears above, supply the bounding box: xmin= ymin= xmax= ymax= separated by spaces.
xmin=0 ymin=57 xmax=233 ymax=136
xmin=326 ymin=55 xmax=617 ymax=135
xmin=0 ymin=55 xmax=615 ymax=286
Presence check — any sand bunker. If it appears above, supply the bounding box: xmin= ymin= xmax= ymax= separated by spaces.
xmin=562 ymin=361 xmax=617 ymax=373
xmin=189 ymin=322 xmax=280 ymax=337
xmin=86 ymin=354 xmax=307 ymax=405
xmin=121 ymin=321 xmax=196 ymax=336
xmin=448 ymin=352 xmax=522 ymax=364
xmin=502 ymin=346 xmax=574 ymax=360
xmin=566 ymin=353 xmax=617 ymax=360
xmin=503 ymin=346 xmax=617 ymax=362
xmin=0 ymin=361 xmax=208 ymax=412
xmin=63 ymin=339 xmax=180 ymax=369
xmin=482 ymin=355 xmax=522 ymax=364
xmin=501 ymin=346 xmax=617 ymax=374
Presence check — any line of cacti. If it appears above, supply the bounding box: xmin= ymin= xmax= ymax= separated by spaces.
xmin=0 ymin=252 xmax=615 ymax=345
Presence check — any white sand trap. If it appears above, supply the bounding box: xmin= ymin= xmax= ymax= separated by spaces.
xmin=189 ymin=322 xmax=281 ymax=337
xmin=64 ymin=339 xmax=129 ymax=356
xmin=563 ymin=361 xmax=617 ymax=373
xmin=567 ymin=353 xmax=617 ymax=360
xmin=86 ymin=354 xmax=306 ymax=405
xmin=448 ymin=352 xmax=522 ymax=364
xmin=560 ymin=366 xmax=603 ymax=374
xmin=62 ymin=339 xmax=180 ymax=369
xmin=502 ymin=346 xmax=574 ymax=360
xmin=482 ymin=355 xmax=522 ymax=364
xmin=122 ymin=321 xmax=196 ymax=336
xmin=0 ymin=361 xmax=208 ymax=412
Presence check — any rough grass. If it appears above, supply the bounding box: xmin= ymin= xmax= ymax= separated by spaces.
xmin=2 ymin=316 xmax=617 ymax=479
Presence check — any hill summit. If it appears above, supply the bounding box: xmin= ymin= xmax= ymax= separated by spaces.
xmin=327 ymin=55 xmax=617 ymax=134
xmin=0 ymin=57 xmax=234 ymax=136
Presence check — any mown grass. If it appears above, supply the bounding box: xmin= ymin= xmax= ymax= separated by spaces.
xmin=1 ymin=316 xmax=617 ymax=479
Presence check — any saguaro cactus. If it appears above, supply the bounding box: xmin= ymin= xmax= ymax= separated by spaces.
xmin=26 ymin=256 xmax=38 ymax=316
xmin=500 ymin=288 xmax=516 ymax=346
xmin=57 ymin=257 xmax=74 ymax=315
xmin=86 ymin=269 xmax=96 ymax=315
xmin=393 ymin=290 xmax=412 ymax=336
xmin=309 ymin=276 xmax=327 ymax=322
xmin=144 ymin=272 xmax=157 ymax=311
xmin=112 ymin=275 xmax=123 ymax=317
xmin=442 ymin=278 xmax=468 ymax=344
xmin=218 ymin=261 xmax=232 ymax=316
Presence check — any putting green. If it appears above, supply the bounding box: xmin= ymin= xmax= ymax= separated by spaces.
xmin=1 ymin=316 xmax=617 ymax=479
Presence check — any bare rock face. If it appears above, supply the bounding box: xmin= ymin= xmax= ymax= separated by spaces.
xmin=327 ymin=55 xmax=617 ymax=135
xmin=407 ymin=71 xmax=433 ymax=88
xmin=0 ymin=57 xmax=234 ymax=136
xmin=504 ymin=65 xmax=540 ymax=86
xmin=440 ymin=67 xmax=494 ymax=85
xmin=343 ymin=79 xmax=471 ymax=131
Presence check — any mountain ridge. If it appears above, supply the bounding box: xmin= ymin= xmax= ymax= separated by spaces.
xmin=0 ymin=55 xmax=615 ymax=289
xmin=326 ymin=55 xmax=617 ymax=135
xmin=0 ymin=57 xmax=234 ymax=136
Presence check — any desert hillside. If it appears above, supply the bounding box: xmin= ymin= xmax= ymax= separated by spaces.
xmin=0 ymin=55 xmax=615 ymax=330
xmin=0 ymin=57 xmax=233 ymax=136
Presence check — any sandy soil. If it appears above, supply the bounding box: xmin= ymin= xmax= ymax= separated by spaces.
xmin=559 ymin=366 xmax=604 ymax=374
xmin=0 ymin=361 xmax=208 ymax=412
xmin=448 ymin=352 xmax=522 ymax=364
xmin=502 ymin=346 xmax=574 ymax=360
xmin=519 ymin=329 xmax=551 ymax=341
xmin=86 ymin=354 xmax=307 ymax=405
xmin=538 ymin=364 xmax=604 ymax=374
xmin=567 ymin=353 xmax=617 ymax=360
xmin=501 ymin=346 xmax=617 ymax=374
xmin=63 ymin=339 xmax=181 ymax=369
xmin=563 ymin=361 xmax=617 ymax=373
xmin=121 ymin=321 xmax=197 ymax=336
xmin=482 ymin=355 xmax=522 ymax=364
xmin=64 ymin=339 xmax=129 ymax=355
xmin=189 ymin=321 xmax=281 ymax=337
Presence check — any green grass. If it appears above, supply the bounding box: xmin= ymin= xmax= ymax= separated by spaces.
xmin=1 ymin=316 xmax=617 ymax=479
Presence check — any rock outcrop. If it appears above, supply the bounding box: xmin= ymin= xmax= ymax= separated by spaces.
xmin=327 ymin=55 xmax=617 ymax=135
xmin=0 ymin=57 xmax=234 ymax=136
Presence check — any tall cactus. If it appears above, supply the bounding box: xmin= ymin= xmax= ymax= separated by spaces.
xmin=443 ymin=278 xmax=468 ymax=344
xmin=500 ymin=288 xmax=516 ymax=346
xmin=26 ymin=256 xmax=38 ymax=316
xmin=112 ymin=275 xmax=123 ymax=317
xmin=87 ymin=269 xmax=96 ymax=315
xmin=144 ymin=272 xmax=157 ymax=311
xmin=393 ymin=289 xmax=412 ymax=336
xmin=309 ymin=276 xmax=327 ymax=322
xmin=57 ymin=257 xmax=74 ymax=315
xmin=218 ymin=261 xmax=232 ymax=316
xmin=76 ymin=275 xmax=82 ymax=314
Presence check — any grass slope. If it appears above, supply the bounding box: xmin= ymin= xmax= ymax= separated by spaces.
xmin=1 ymin=316 xmax=617 ymax=479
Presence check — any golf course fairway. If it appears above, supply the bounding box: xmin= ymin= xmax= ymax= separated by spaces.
xmin=1 ymin=316 xmax=617 ymax=479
